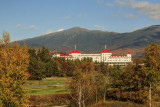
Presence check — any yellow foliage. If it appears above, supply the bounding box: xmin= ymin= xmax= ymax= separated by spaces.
xmin=0 ymin=41 xmax=29 ymax=107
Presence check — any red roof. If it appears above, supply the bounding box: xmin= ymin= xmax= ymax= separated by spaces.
xmin=60 ymin=54 xmax=65 ymax=56
xmin=70 ymin=49 xmax=82 ymax=53
xmin=127 ymin=52 xmax=131 ymax=54
xmin=100 ymin=49 xmax=111 ymax=53
xmin=111 ymin=55 xmax=127 ymax=57
xmin=54 ymin=52 xmax=60 ymax=54
xmin=65 ymin=54 xmax=69 ymax=56
xmin=60 ymin=54 xmax=73 ymax=58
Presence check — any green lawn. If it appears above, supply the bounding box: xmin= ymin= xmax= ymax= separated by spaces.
xmin=24 ymin=77 xmax=71 ymax=95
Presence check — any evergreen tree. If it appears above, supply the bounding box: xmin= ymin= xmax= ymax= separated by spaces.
xmin=45 ymin=59 xmax=58 ymax=77
xmin=28 ymin=49 xmax=46 ymax=80
xmin=37 ymin=46 xmax=50 ymax=63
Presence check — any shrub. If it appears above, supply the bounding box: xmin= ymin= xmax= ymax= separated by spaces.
xmin=29 ymin=94 xmax=71 ymax=106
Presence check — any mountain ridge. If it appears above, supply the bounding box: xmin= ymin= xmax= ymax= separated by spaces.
xmin=18 ymin=25 xmax=160 ymax=57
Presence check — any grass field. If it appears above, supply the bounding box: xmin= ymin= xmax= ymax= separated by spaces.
xmin=25 ymin=77 xmax=160 ymax=106
xmin=24 ymin=77 xmax=70 ymax=95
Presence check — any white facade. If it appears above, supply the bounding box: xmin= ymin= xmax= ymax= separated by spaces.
xmin=53 ymin=48 xmax=132 ymax=66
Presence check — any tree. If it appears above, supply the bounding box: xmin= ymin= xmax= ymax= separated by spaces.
xmin=65 ymin=59 xmax=81 ymax=77
xmin=95 ymin=73 xmax=107 ymax=102
xmin=97 ymin=62 xmax=111 ymax=76
xmin=0 ymin=33 xmax=29 ymax=107
xmin=37 ymin=46 xmax=50 ymax=63
xmin=144 ymin=42 xmax=160 ymax=91
xmin=69 ymin=69 xmax=95 ymax=107
xmin=28 ymin=48 xmax=37 ymax=59
xmin=133 ymin=57 xmax=144 ymax=65
xmin=2 ymin=32 xmax=10 ymax=43
xmin=122 ymin=63 xmax=149 ymax=102
xmin=68 ymin=59 xmax=95 ymax=107
xmin=122 ymin=63 xmax=145 ymax=91
xmin=145 ymin=42 xmax=160 ymax=70
xmin=144 ymin=42 xmax=160 ymax=106
xmin=45 ymin=59 xmax=58 ymax=77
xmin=108 ymin=42 xmax=160 ymax=103
xmin=80 ymin=58 xmax=94 ymax=74
xmin=0 ymin=99 xmax=2 ymax=107
xmin=0 ymin=39 xmax=3 ymax=44
xmin=0 ymin=32 xmax=10 ymax=44
xmin=28 ymin=48 xmax=38 ymax=80
xmin=109 ymin=66 xmax=123 ymax=89
xmin=28 ymin=48 xmax=46 ymax=80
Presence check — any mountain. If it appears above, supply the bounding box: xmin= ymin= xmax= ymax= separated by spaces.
xmin=18 ymin=25 xmax=160 ymax=57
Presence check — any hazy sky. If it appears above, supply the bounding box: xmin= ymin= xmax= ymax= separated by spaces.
xmin=0 ymin=0 xmax=160 ymax=41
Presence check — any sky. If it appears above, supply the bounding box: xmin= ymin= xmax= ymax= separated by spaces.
xmin=0 ymin=0 xmax=160 ymax=41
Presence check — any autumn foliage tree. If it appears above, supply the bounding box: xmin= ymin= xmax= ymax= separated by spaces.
xmin=95 ymin=73 xmax=107 ymax=102
xmin=69 ymin=69 xmax=95 ymax=107
xmin=106 ymin=42 xmax=160 ymax=103
xmin=144 ymin=42 xmax=160 ymax=86
xmin=0 ymin=33 xmax=29 ymax=107
xmin=69 ymin=59 xmax=95 ymax=107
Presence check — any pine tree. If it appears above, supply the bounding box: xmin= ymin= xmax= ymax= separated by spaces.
xmin=28 ymin=48 xmax=46 ymax=80
xmin=37 ymin=46 xmax=50 ymax=63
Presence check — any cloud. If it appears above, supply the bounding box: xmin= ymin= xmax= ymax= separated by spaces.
xmin=94 ymin=25 xmax=105 ymax=31
xmin=115 ymin=0 xmax=160 ymax=20
xmin=22 ymin=25 xmax=38 ymax=30
xmin=44 ymin=29 xmax=64 ymax=35
xmin=29 ymin=25 xmax=38 ymax=29
xmin=123 ymin=14 xmax=136 ymax=18
xmin=16 ymin=24 xmax=21 ymax=28
xmin=112 ymin=13 xmax=136 ymax=19
xmin=57 ymin=29 xmax=64 ymax=32
xmin=46 ymin=30 xmax=54 ymax=34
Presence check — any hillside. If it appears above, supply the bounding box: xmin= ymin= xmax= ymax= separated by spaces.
xmin=18 ymin=25 xmax=160 ymax=57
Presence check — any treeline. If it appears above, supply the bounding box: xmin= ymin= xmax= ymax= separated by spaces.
xmin=67 ymin=42 xmax=160 ymax=107
xmin=28 ymin=47 xmax=92 ymax=80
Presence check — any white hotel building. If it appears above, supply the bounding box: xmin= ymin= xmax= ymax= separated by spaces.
xmin=53 ymin=46 xmax=132 ymax=66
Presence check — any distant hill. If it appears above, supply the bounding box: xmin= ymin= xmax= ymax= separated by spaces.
xmin=18 ymin=25 xmax=160 ymax=57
